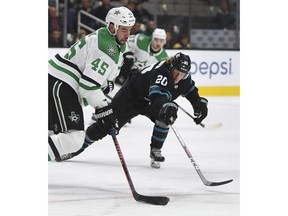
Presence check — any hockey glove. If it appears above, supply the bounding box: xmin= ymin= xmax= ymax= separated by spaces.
xmin=193 ymin=97 xmax=208 ymax=125
xmin=158 ymin=102 xmax=178 ymax=125
xmin=94 ymin=104 xmax=119 ymax=135
xmin=123 ymin=51 xmax=134 ymax=71
xmin=116 ymin=52 xmax=134 ymax=86
xmin=102 ymin=81 xmax=114 ymax=95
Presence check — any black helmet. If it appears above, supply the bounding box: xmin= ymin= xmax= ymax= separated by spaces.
xmin=171 ymin=52 xmax=191 ymax=74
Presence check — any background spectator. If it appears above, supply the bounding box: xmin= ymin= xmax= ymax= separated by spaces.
xmin=213 ymin=0 xmax=236 ymax=29
xmin=92 ymin=0 xmax=113 ymax=30
xmin=77 ymin=29 xmax=87 ymax=41
xmin=79 ymin=0 xmax=94 ymax=28
xmin=144 ymin=20 xmax=155 ymax=36
xmin=93 ymin=0 xmax=112 ymax=21
xmin=48 ymin=6 xmax=62 ymax=34
xmin=125 ymin=0 xmax=155 ymax=35
xmin=173 ymin=34 xmax=192 ymax=49
xmin=48 ymin=0 xmax=240 ymax=50
xmin=125 ymin=0 xmax=136 ymax=15
xmin=131 ymin=21 xmax=144 ymax=35
xmin=67 ymin=0 xmax=94 ymax=36
xmin=134 ymin=1 xmax=153 ymax=27
xmin=48 ymin=5 xmax=63 ymax=48
xmin=67 ymin=1 xmax=79 ymax=35
xmin=49 ymin=29 xmax=64 ymax=47
xmin=164 ymin=30 xmax=175 ymax=49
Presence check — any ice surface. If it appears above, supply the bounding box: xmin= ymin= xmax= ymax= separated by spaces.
xmin=48 ymin=96 xmax=239 ymax=216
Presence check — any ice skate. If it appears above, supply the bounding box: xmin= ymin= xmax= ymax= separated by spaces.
xmin=150 ymin=159 xmax=161 ymax=168
xmin=150 ymin=148 xmax=165 ymax=168
xmin=56 ymin=153 xmax=74 ymax=162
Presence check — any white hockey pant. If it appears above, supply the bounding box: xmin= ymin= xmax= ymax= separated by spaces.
xmin=48 ymin=130 xmax=85 ymax=161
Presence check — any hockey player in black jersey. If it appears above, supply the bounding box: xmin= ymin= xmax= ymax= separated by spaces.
xmin=73 ymin=52 xmax=208 ymax=168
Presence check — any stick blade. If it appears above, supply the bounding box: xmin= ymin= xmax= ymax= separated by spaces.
xmin=205 ymin=179 xmax=233 ymax=186
xmin=135 ymin=193 xmax=170 ymax=205
xmin=202 ymin=122 xmax=223 ymax=130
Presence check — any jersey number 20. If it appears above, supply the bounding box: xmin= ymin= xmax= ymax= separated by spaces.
xmin=155 ymin=75 xmax=168 ymax=86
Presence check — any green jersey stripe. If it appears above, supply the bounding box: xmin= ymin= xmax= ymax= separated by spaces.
xmin=79 ymin=82 xmax=101 ymax=91
xmin=49 ymin=59 xmax=80 ymax=83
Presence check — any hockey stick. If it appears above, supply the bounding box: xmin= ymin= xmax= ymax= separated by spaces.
xmin=171 ymin=125 xmax=233 ymax=186
xmin=178 ymin=105 xmax=223 ymax=129
xmin=106 ymin=94 xmax=113 ymax=101
xmin=110 ymin=129 xmax=169 ymax=205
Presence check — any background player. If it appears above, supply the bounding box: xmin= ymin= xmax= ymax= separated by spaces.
xmin=115 ymin=28 xmax=168 ymax=85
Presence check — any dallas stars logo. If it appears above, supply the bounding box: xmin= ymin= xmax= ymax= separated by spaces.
xmin=107 ymin=45 xmax=117 ymax=56
xmin=68 ymin=111 xmax=80 ymax=123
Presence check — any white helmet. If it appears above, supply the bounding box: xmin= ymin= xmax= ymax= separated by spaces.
xmin=152 ymin=28 xmax=167 ymax=43
xmin=106 ymin=7 xmax=136 ymax=34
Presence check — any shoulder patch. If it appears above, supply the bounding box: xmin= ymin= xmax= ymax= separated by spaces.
xmin=107 ymin=44 xmax=117 ymax=57
xmin=97 ymin=28 xmax=126 ymax=63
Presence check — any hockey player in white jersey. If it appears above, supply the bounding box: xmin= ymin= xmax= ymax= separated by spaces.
xmin=115 ymin=28 xmax=168 ymax=85
xmin=48 ymin=7 xmax=135 ymax=161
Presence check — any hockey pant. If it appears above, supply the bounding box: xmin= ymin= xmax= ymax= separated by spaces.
xmin=48 ymin=75 xmax=85 ymax=161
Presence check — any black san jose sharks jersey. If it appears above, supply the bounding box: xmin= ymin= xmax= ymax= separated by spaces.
xmin=128 ymin=61 xmax=200 ymax=114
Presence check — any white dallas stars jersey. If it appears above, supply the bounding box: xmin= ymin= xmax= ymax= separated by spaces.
xmin=48 ymin=27 xmax=127 ymax=108
xmin=127 ymin=33 xmax=168 ymax=70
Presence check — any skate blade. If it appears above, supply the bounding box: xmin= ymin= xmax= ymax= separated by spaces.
xmin=150 ymin=159 xmax=161 ymax=169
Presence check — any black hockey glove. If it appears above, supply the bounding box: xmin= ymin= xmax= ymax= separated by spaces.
xmin=116 ymin=52 xmax=134 ymax=86
xmin=102 ymin=81 xmax=114 ymax=95
xmin=158 ymin=102 xmax=179 ymax=125
xmin=193 ymin=97 xmax=208 ymax=125
xmin=94 ymin=104 xmax=119 ymax=135
xmin=123 ymin=51 xmax=134 ymax=71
